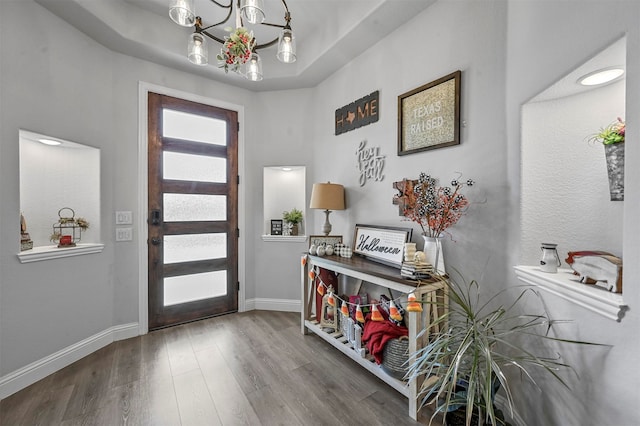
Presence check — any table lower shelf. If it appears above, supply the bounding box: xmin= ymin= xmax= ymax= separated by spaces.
xmin=304 ymin=319 xmax=410 ymax=398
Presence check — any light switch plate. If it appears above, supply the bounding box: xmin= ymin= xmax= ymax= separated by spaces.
xmin=115 ymin=211 xmax=133 ymax=225
xmin=116 ymin=227 xmax=133 ymax=242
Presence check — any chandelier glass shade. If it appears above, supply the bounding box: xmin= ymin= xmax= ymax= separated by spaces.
xmin=276 ymin=27 xmax=296 ymax=63
xmin=188 ymin=32 xmax=208 ymax=65
xmin=240 ymin=0 xmax=265 ymax=24
xmin=245 ymin=52 xmax=263 ymax=81
xmin=169 ymin=0 xmax=296 ymax=81
xmin=169 ymin=0 xmax=196 ymax=27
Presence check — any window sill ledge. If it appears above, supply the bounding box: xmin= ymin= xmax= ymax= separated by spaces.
xmin=17 ymin=243 xmax=105 ymax=263
xmin=261 ymin=235 xmax=308 ymax=243
xmin=514 ymin=265 xmax=628 ymax=322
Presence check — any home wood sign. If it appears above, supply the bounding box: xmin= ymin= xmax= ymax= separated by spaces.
xmin=335 ymin=90 xmax=379 ymax=135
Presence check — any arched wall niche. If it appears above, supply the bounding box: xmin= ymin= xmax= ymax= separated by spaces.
xmin=18 ymin=130 xmax=103 ymax=262
xmin=517 ymin=36 xmax=627 ymax=320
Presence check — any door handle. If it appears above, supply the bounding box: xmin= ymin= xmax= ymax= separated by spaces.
xmin=150 ymin=210 xmax=161 ymax=226
xmin=150 ymin=237 xmax=162 ymax=245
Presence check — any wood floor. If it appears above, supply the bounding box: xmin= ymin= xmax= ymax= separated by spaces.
xmin=0 ymin=310 xmax=439 ymax=425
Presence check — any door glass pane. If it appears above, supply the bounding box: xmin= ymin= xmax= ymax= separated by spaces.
xmin=164 ymin=194 xmax=226 ymax=221
xmin=163 ymin=271 xmax=227 ymax=306
xmin=163 ymin=152 xmax=227 ymax=183
xmin=163 ymin=109 xmax=227 ymax=146
xmin=164 ymin=233 xmax=227 ymax=264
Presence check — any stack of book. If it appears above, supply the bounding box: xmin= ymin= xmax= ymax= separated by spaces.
xmin=401 ymin=260 xmax=433 ymax=279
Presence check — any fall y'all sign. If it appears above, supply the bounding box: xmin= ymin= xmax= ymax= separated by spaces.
xmin=335 ymin=91 xmax=379 ymax=135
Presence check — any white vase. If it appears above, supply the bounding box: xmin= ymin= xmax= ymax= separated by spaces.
xmin=422 ymin=235 xmax=445 ymax=274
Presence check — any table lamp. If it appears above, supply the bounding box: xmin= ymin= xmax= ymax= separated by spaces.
xmin=309 ymin=182 xmax=345 ymax=236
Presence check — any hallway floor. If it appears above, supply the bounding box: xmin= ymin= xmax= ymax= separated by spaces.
xmin=1 ymin=310 xmax=437 ymax=425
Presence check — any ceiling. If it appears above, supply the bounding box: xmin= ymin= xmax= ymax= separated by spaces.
xmin=530 ymin=36 xmax=626 ymax=103
xmin=34 ymin=0 xmax=436 ymax=91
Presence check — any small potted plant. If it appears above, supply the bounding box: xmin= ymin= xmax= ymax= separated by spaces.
xmin=282 ymin=208 xmax=303 ymax=236
xmin=588 ymin=117 xmax=625 ymax=201
xmin=406 ymin=274 xmax=604 ymax=426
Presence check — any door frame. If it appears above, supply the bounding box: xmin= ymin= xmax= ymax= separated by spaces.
xmin=137 ymin=82 xmax=246 ymax=335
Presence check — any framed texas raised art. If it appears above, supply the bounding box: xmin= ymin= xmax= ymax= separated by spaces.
xmin=352 ymin=224 xmax=412 ymax=268
xmin=398 ymin=70 xmax=461 ymax=156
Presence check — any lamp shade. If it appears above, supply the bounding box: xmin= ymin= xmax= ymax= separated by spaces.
xmin=309 ymin=183 xmax=345 ymax=210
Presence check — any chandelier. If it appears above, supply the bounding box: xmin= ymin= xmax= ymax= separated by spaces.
xmin=169 ymin=0 xmax=296 ymax=82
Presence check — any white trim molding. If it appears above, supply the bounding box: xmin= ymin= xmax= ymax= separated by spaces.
xmin=514 ymin=265 xmax=628 ymax=322
xmin=0 ymin=323 xmax=138 ymax=400
xmin=245 ymin=298 xmax=301 ymax=312
xmin=17 ymin=243 xmax=105 ymax=263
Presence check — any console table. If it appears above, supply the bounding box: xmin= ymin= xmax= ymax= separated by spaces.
xmin=300 ymin=254 xmax=447 ymax=420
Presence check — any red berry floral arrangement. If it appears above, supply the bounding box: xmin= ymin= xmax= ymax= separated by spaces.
xmin=216 ymin=27 xmax=255 ymax=74
xmin=402 ymin=172 xmax=474 ymax=239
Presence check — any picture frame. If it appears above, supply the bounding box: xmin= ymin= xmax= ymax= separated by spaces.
xmin=397 ymin=70 xmax=461 ymax=156
xmin=270 ymin=219 xmax=283 ymax=235
xmin=352 ymin=224 xmax=412 ymax=268
xmin=309 ymin=235 xmax=343 ymax=250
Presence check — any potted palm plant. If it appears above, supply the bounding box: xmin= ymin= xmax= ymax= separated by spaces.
xmin=406 ymin=274 xmax=604 ymax=426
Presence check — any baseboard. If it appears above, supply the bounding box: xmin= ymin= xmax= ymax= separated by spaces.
xmin=494 ymin=394 xmax=526 ymax=426
xmin=245 ymin=298 xmax=301 ymax=312
xmin=0 ymin=322 xmax=139 ymax=400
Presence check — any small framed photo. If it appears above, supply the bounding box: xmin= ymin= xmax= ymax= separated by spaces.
xmin=309 ymin=235 xmax=343 ymax=250
xmin=270 ymin=219 xmax=283 ymax=235
xmin=352 ymin=224 xmax=412 ymax=268
xmin=398 ymin=70 xmax=461 ymax=156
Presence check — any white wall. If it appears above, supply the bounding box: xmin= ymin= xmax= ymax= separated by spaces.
xmin=506 ymin=2 xmax=640 ymax=425
xmin=521 ymin=80 xmax=625 ymax=265
xmin=1 ymin=0 xmax=116 ymax=379
xmin=248 ymin=89 xmax=315 ymax=303
xmin=0 ymin=0 xmax=261 ymax=378
xmin=307 ymin=0 xmax=509 ymax=292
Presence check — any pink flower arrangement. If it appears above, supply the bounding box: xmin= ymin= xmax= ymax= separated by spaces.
xmin=402 ymin=172 xmax=474 ymax=238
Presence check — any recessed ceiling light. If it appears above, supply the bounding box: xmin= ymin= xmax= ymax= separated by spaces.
xmin=38 ymin=138 xmax=62 ymax=146
xmin=578 ymin=68 xmax=624 ymax=86
xmin=282 ymin=167 xmax=292 ymax=171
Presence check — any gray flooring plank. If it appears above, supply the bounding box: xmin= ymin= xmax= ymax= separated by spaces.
xmin=1 ymin=311 xmax=432 ymax=426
